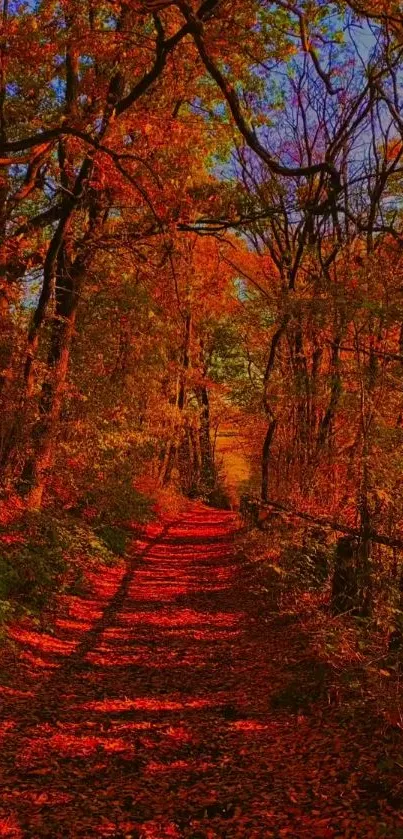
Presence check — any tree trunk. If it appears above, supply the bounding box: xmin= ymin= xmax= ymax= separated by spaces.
xmin=160 ymin=439 xmax=177 ymax=487
xmin=261 ymin=418 xmax=277 ymax=502
xmin=160 ymin=312 xmax=192 ymax=487
xmin=331 ymin=536 xmax=358 ymax=615
xmin=199 ymin=384 xmax=214 ymax=491
xmin=317 ymin=335 xmax=341 ymax=448
xmin=357 ymin=458 xmax=372 ymax=616
xmin=19 ymin=250 xmax=81 ymax=508
xmin=0 ymin=161 xmax=94 ymax=481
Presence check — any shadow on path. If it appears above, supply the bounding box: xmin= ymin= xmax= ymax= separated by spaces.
xmin=0 ymin=506 xmax=402 ymax=838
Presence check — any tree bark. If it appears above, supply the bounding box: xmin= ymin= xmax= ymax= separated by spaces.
xmin=199 ymin=384 xmax=214 ymax=490
xmin=160 ymin=312 xmax=191 ymax=487
xmin=19 ymin=247 xmax=84 ymax=507
xmin=317 ymin=335 xmax=341 ymax=448
xmin=331 ymin=536 xmax=358 ymax=615
xmin=261 ymin=419 xmax=277 ymax=502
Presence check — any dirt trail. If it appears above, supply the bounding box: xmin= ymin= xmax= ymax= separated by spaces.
xmin=0 ymin=507 xmax=402 ymax=838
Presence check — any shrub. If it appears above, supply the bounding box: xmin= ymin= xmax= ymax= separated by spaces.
xmin=206 ymin=481 xmax=233 ymax=510
xmin=96 ymin=524 xmax=129 ymax=556
xmin=283 ymin=529 xmax=332 ymax=591
xmin=0 ymin=513 xmax=67 ymax=611
xmin=0 ymin=508 xmax=127 ymax=625
xmin=81 ymin=469 xmax=154 ymax=531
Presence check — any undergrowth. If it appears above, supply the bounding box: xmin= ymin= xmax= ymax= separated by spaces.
xmin=0 ymin=484 xmax=154 ymax=632
xmin=237 ymin=518 xmax=403 ymax=731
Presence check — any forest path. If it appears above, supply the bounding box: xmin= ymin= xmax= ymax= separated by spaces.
xmin=0 ymin=507 xmax=402 ymax=838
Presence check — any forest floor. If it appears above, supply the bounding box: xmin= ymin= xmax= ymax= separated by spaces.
xmin=1 ymin=506 xmax=403 ymax=839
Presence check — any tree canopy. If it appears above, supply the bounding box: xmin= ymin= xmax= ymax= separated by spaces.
xmin=0 ymin=0 xmax=403 ymax=543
